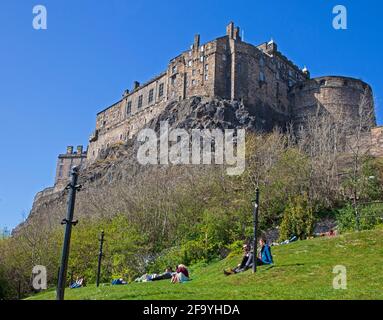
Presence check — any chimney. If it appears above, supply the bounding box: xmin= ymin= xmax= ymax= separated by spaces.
xmin=77 ymin=145 xmax=83 ymax=154
xmin=67 ymin=146 xmax=73 ymax=154
xmin=194 ymin=34 xmax=200 ymax=50
xmin=226 ymin=22 xmax=235 ymax=39
xmin=133 ymin=81 xmax=140 ymax=90
xmin=234 ymin=27 xmax=241 ymax=41
xmin=123 ymin=89 xmax=130 ymax=97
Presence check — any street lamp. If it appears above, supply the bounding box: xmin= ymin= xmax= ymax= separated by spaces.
xmin=252 ymin=188 xmax=260 ymax=273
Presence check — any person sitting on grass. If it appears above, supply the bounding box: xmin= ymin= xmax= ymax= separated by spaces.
xmin=224 ymin=239 xmax=273 ymax=275
xmin=223 ymin=244 xmax=252 ymax=275
xmin=171 ymin=264 xmax=190 ymax=283
xmin=255 ymin=238 xmax=273 ymax=266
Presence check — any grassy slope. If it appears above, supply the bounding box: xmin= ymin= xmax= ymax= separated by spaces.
xmin=28 ymin=227 xmax=383 ymax=300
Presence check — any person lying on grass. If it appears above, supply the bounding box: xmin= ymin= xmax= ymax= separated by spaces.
xmin=70 ymin=276 xmax=86 ymax=289
xmin=224 ymin=239 xmax=273 ymax=275
xmin=111 ymin=278 xmax=127 ymax=285
xmin=134 ymin=267 xmax=175 ymax=282
xmin=152 ymin=266 xmax=174 ymax=281
xmin=171 ymin=264 xmax=190 ymax=283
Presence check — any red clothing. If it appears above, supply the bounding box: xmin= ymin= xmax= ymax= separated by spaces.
xmin=176 ymin=266 xmax=189 ymax=278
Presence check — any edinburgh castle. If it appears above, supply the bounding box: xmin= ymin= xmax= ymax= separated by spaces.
xmin=52 ymin=22 xmax=381 ymax=191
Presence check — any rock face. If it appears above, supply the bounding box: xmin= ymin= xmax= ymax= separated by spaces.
xmin=147 ymin=95 xmax=298 ymax=136
xmin=148 ymin=96 xmax=260 ymax=132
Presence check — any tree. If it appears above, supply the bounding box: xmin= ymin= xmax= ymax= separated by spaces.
xmin=279 ymin=194 xmax=315 ymax=241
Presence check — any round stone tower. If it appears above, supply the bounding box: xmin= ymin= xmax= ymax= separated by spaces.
xmin=290 ymin=76 xmax=375 ymax=128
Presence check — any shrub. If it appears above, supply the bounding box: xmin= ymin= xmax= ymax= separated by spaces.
xmin=279 ymin=194 xmax=315 ymax=241
xmin=336 ymin=203 xmax=383 ymax=232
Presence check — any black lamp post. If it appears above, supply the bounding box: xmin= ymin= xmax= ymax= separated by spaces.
xmin=252 ymin=188 xmax=260 ymax=273
xmin=56 ymin=166 xmax=81 ymax=300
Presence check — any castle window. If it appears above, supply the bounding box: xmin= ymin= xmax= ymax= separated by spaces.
xmin=222 ymin=55 xmax=227 ymax=61
xmin=205 ymin=74 xmax=209 ymax=81
xmin=200 ymin=56 xmax=204 ymax=62
xmin=148 ymin=89 xmax=154 ymax=103
xmin=205 ymin=64 xmax=209 ymax=71
xmin=188 ymin=60 xmax=192 ymax=67
xmin=137 ymin=95 xmax=143 ymax=108
xmin=58 ymin=165 xmax=63 ymax=178
xmin=172 ymin=65 xmax=177 ymax=74
xmin=126 ymin=101 xmax=132 ymax=115
xmin=192 ymin=69 xmax=196 ymax=76
xmin=171 ymin=75 xmax=176 ymax=85
xmin=192 ymin=79 xmax=196 ymax=86
xmin=200 ymin=46 xmax=204 ymax=52
xmin=276 ymin=72 xmax=280 ymax=80
xmin=159 ymin=83 xmax=164 ymax=97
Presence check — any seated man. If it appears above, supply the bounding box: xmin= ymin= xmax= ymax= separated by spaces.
xmin=224 ymin=244 xmax=251 ymax=275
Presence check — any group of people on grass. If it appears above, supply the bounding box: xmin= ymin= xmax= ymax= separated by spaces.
xmin=224 ymin=238 xmax=273 ymax=275
xmin=71 ymin=238 xmax=273 ymax=288
xmin=134 ymin=264 xmax=190 ymax=284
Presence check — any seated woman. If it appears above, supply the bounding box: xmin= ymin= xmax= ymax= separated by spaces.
xmin=255 ymin=238 xmax=273 ymax=266
xmin=171 ymin=264 xmax=190 ymax=283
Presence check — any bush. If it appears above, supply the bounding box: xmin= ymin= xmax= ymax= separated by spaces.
xmin=336 ymin=203 xmax=383 ymax=232
xmin=279 ymin=194 xmax=315 ymax=241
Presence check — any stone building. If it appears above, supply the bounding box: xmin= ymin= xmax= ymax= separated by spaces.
xmin=54 ymin=145 xmax=87 ymax=190
xmin=85 ymin=22 xmax=376 ymax=163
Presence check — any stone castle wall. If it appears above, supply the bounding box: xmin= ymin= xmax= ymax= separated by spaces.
xmin=289 ymin=76 xmax=375 ymax=127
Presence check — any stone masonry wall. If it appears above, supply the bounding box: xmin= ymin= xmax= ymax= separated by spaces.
xmin=289 ymin=76 xmax=376 ymax=128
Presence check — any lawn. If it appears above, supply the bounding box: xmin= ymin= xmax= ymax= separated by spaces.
xmin=28 ymin=226 xmax=383 ymax=300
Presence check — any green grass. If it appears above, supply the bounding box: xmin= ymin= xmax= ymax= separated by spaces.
xmin=28 ymin=227 xmax=383 ymax=300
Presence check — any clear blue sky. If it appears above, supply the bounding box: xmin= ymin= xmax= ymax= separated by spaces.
xmin=0 ymin=0 xmax=382 ymax=231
